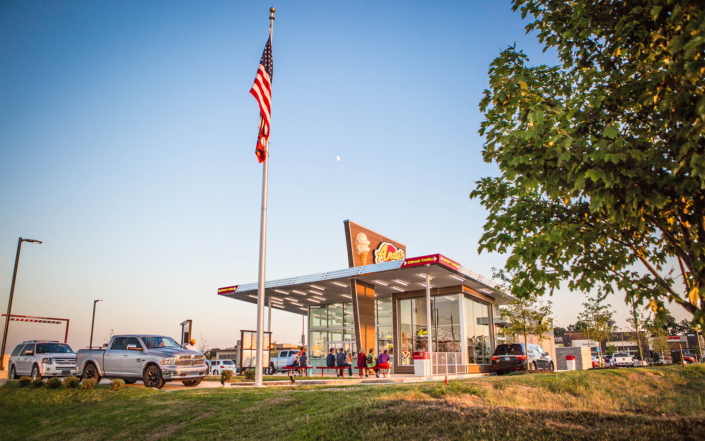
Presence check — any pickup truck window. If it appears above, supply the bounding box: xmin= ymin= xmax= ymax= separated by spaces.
xmin=111 ymin=337 xmax=129 ymax=350
xmin=279 ymin=351 xmax=289 ymax=358
xmin=126 ymin=337 xmax=143 ymax=350
xmin=143 ymin=336 xmax=181 ymax=349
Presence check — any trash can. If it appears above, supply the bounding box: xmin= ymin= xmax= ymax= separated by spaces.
xmin=413 ymin=352 xmax=431 ymax=377
xmin=566 ymin=355 xmax=576 ymax=371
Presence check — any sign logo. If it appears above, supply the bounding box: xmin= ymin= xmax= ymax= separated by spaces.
xmin=374 ymin=242 xmax=406 ymax=264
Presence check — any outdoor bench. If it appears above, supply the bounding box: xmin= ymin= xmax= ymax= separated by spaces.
xmin=281 ymin=366 xmax=312 ymax=376
xmin=354 ymin=366 xmax=390 ymax=378
xmin=316 ymin=366 xmax=351 ymax=378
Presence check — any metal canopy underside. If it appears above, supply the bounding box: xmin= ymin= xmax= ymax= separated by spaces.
xmin=219 ymin=255 xmax=513 ymax=316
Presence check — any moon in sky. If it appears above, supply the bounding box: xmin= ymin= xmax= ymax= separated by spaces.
xmin=336 ymin=156 xmax=340 ymax=161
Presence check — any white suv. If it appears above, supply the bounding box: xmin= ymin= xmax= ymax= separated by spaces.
xmin=210 ymin=359 xmax=237 ymax=376
xmin=8 ymin=340 xmax=78 ymax=380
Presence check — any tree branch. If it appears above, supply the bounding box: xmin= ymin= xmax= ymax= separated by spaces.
xmin=636 ymin=253 xmax=697 ymax=315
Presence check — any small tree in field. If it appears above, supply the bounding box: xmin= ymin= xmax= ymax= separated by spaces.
xmin=577 ymin=296 xmax=615 ymax=366
xmin=646 ymin=314 xmax=671 ymax=363
xmin=626 ymin=304 xmax=647 ymax=362
xmin=198 ymin=333 xmax=209 ymax=354
xmin=500 ymin=298 xmax=553 ymax=371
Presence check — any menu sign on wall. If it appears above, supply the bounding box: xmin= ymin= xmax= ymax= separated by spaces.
xmin=343 ymin=220 xmax=407 ymax=268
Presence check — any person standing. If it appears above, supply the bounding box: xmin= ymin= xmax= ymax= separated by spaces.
xmin=336 ymin=347 xmax=352 ymax=377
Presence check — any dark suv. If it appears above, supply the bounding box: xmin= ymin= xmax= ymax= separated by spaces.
xmin=491 ymin=343 xmax=554 ymax=375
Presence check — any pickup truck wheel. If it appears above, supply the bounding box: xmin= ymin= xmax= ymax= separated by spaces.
xmin=143 ymin=365 xmax=165 ymax=389
xmin=83 ymin=363 xmax=102 ymax=383
xmin=9 ymin=365 xmax=17 ymax=380
xmin=31 ymin=365 xmax=41 ymax=380
xmin=182 ymin=378 xmax=202 ymax=387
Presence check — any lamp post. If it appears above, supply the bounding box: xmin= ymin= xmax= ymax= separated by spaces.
xmin=89 ymin=300 xmax=103 ymax=349
xmin=0 ymin=237 xmax=42 ymax=370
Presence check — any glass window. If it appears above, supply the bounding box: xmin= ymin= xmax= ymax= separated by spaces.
xmin=376 ymin=297 xmax=392 ymax=325
xmin=398 ymin=298 xmax=431 ymax=365
xmin=377 ymin=325 xmax=393 ymax=357
xmin=126 ymin=338 xmax=142 ymax=350
xmin=23 ymin=344 xmax=35 ymax=356
xmin=344 ymin=302 xmax=354 ymax=327
xmin=11 ymin=344 xmax=26 ymax=357
xmin=310 ymin=306 xmax=326 ymax=328
xmin=110 ymin=337 xmax=128 ymax=350
xmin=432 ymin=296 xmax=461 ymax=353
xmin=328 ymin=303 xmax=343 ymax=328
xmin=328 ymin=330 xmax=343 ymax=342
xmin=464 ymin=296 xmax=491 ymax=365
xmin=36 ymin=343 xmax=73 ymax=354
xmin=344 ymin=330 xmax=355 ymax=341
xmin=309 ymin=331 xmax=327 ymax=358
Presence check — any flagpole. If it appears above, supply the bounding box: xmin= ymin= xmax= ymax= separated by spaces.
xmin=255 ymin=6 xmax=275 ymax=389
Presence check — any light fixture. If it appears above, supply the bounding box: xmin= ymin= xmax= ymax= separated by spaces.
xmin=451 ymin=275 xmax=464 ymax=281
xmin=332 ymin=281 xmax=348 ymax=288
xmin=307 ymin=299 xmax=320 ymax=303
xmin=395 ymin=280 xmax=408 ymax=286
xmin=271 ymin=297 xmax=284 ymax=302
xmin=299 ymin=307 xmax=308 ymax=311
xmin=274 ymin=289 xmax=289 ymax=295
xmin=374 ymin=280 xmax=388 ymax=286
xmin=248 ymin=295 xmax=258 ymax=299
xmin=272 ymin=304 xmax=285 ymax=309
xmin=444 ymin=296 xmax=456 ymax=301
xmin=312 ymin=296 xmax=326 ymax=301
xmin=310 ymin=284 xmax=325 ymax=290
xmin=480 ymin=288 xmax=492 ymax=294
xmin=392 ymin=286 xmax=404 ymax=291
xmin=292 ymin=290 xmax=307 ymax=295
xmin=342 ymin=294 xmax=352 ymax=299
xmin=309 ymin=290 xmax=323 ymax=296
xmin=418 ymin=274 xmax=432 ymax=280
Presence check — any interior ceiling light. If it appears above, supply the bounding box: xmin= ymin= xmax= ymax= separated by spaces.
xmin=374 ymin=280 xmax=388 ymax=286
xmin=451 ymin=275 xmax=464 ymax=281
xmin=274 ymin=289 xmax=289 ymax=295
xmin=292 ymin=290 xmax=307 ymax=295
xmin=395 ymin=280 xmax=408 ymax=286
xmin=332 ymin=281 xmax=348 ymax=288
xmin=392 ymin=287 xmax=404 ymax=291
xmin=310 ymin=284 xmax=325 ymax=290
xmin=309 ymin=290 xmax=323 ymax=296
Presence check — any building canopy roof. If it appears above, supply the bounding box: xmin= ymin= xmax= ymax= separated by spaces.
xmin=218 ymin=254 xmax=514 ymax=316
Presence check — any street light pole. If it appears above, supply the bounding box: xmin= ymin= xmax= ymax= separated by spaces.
xmin=0 ymin=237 xmax=42 ymax=370
xmin=89 ymin=300 xmax=103 ymax=349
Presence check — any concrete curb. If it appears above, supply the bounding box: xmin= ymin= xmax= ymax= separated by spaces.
xmin=229 ymin=373 xmax=489 ymax=388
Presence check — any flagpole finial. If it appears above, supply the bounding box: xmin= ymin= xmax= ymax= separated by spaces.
xmin=270 ymin=7 xmax=275 ymax=13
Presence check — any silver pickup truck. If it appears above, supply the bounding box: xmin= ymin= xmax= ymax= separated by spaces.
xmin=76 ymin=335 xmax=206 ymax=389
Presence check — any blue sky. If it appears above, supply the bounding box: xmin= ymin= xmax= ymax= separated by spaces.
xmin=0 ymin=1 xmax=688 ymax=352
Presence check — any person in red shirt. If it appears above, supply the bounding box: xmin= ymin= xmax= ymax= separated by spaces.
xmin=357 ymin=351 xmax=369 ymax=377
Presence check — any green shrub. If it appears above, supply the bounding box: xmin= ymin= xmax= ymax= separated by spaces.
xmin=223 ymin=370 xmax=234 ymax=382
xmin=81 ymin=378 xmax=97 ymax=390
xmin=110 ymin=379 xmax=125 ymax=391
xmin=244 ymin=369 xmax=255 ymax=381
xmin=18 ymin=376 xmax=31 ymax=387
xmin=46 ymin=378 xmax=62 ymax=389
xmin=63 ymin=376 xmax=80 ymax=389
xmin=32 ymin=378 xmax=44 ymax=388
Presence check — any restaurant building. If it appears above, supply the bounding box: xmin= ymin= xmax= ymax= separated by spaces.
xmin=218 ymin=221 xmax=512 ymax=374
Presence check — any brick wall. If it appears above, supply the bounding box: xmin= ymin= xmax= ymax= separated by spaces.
xmin=555 ymin=346 xmax=592 ymax=370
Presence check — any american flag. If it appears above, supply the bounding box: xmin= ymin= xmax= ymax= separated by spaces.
xmin=250 ymin=37 xmax=273 ymax=163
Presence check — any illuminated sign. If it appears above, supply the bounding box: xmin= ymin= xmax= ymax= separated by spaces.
xmin=374 ymin=242 xmax=406 ymax=264
xmin=416 ymin=328 xmax=428 ymax=337
xmin=218 ymin=286 xmax=238 ymax=295
xmin=401 ymin=254 xmax=439 ymax=268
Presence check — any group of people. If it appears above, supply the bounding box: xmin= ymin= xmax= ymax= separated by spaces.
xmin=325 ymin=347 xmax=390 ymax=378
xmin=285 ymin=347 xmax=308 ymax=380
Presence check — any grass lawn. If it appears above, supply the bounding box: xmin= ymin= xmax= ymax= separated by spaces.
xmin=2 ymin=365 xmax=705 ymax=440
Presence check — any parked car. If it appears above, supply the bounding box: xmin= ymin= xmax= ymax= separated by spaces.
xmin=76 ymin=335 xmax=206 ymax=389
xmin=602 ymin=354 xmax=612 ymax=364
xmin=271 ymin=350 xmax=300 ymax=373
xmin=8 ymin=341 xmax=77 ymax=380
xmin=591 ymin=356 xmax=600 ymax=368
xmin=210 ymin=359 xmax=237 ymax=376
xmin=610 ymin=353 xmax=635 ymax=367
xmin=491 ymin=343 xmax=554 ymax=375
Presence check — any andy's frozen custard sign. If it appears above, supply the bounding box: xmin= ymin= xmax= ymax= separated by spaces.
xmin=344 ymin=220 xmax=407 ymax=268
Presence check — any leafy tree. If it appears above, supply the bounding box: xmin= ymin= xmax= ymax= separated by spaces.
xmin=626 ymin=304 xmax=647 ymax=361
xmin=605 ymin=344 xmax=619 ymax=356
xmin=566 ymin=321 xmax=588 ymax=333
xmin=470 ymin=0 xmax=705 ymax=327
xmin=499 ymin=298 xmax=554 ymax=371
xmin=646 ymin=315 xmax=671 ymax=362
xmin=577 ymin=296 xmax=615 ymax=365
xmin=553 ymin=327 xmax=566 ymax=337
